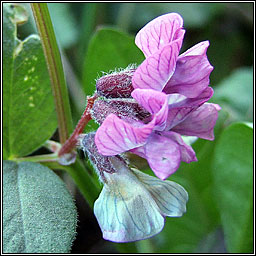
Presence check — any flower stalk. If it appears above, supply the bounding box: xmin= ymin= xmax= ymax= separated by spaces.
xmin=58 ymin=94 xmax=98 ymax=157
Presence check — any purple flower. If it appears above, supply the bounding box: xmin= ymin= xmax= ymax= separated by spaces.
xmin=94 ymin=13 xmax=220 ymax=180
xmin=81 ymin=133 xmax=188 ymax=243
xmin=132 ymin=13 xmax=213 ymax=98
xmin=95 ymin=88 xmax=220 ymax=180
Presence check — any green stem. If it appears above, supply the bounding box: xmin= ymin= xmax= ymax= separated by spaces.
xmin=31 ymin=3 xmax=101 ymax=209
xmin=44 ymin=159 xmax=101 ymax=208
xmin=31 ymin=3 xmax=73 ymax=144
xmin=65 ymin=160 xmax=101 ymax=208
xmin=12 ymin=153 xmax=59 ymax=163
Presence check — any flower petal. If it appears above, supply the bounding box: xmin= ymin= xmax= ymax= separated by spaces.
xmin=94 ymin=158 xmax=165 ymax=242
xmin=95 ymin=114 xmax=155 ymax=156
xmin=143 ymin=133 xmax=181 ymax=180
xmin=167 ymin=86 xmax=213 ymax=108
xmin=132 ymin=42 xmax=181 ymax=91
xmin=135 ymin=13 xmax=184 ymax=57
xmin=172 ymin=103 xmax=221 ymax=140
xmin=166 ymin=105 xmax=195 ymax=130
xmin=132 ymin=167 xmax=188 ymax=217
xmin=165 ymin=87 xmax=214 ymax=129
xmin=131 ymin=89 xmax=168 ymax=130
xmin=164 ymin=41 xmax=213 ymax=98
xmin=161 ymin=131 xmax=197 ymax=163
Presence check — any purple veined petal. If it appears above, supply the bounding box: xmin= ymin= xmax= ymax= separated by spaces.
xmin=161 ymin=131 xmax=197 ymax=163
xmin=132 ymin=42 xmax=181 ymax=91
xmin=135 ymin=13 xmax=184 ymax=57
xmin=165 ymin=105 xmax=196 ymax=130
xmin=163 ymin=41 xmax=214 ymax=98
xmin=167 ymin=87 xmax=214 ymax=108
xmin=179 ymin=40 xmax=210 ymax=57
xmin=144 ymin=133 xmax=181 ymax=180
xmin=95 ymin=114 xmax=156 ymax=156
xmin=172 ymin=103 xmax=221 ymax=140
xmin=131 ymin=89 xmax=169 ymax=131
xmin=165 ymin=87 xmax=214 ymax=130
xmin=132 ymin=89 xmax=167 ymax=114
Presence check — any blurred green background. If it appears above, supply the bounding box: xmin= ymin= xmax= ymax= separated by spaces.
xmin=18 ymin=2 xmax=253 ymax=253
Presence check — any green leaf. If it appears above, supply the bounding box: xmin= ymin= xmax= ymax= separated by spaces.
xmin=3 ymin=161 xmax=77 ymax=253
xmin=212 ymin=122 xmax=253 ymax=253
xmin=212 ymin=67 xmax=253 ymax=122
xmin=3 ymin=3 xmax=57 ymax=159
xmin=82 ymin=27 xmax=145 ymax=96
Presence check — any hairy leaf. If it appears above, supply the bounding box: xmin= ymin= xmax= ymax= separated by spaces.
xmin=3 ymin=161 xmax=77 ymax=253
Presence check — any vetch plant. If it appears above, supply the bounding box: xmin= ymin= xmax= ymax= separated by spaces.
xmin=3 ymin=3 xmax=253 ymax=254
xmin=59 ymin=12 xmax=219 ymax=241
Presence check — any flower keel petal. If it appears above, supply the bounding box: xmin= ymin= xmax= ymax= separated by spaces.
xmin=161 ymin=131 xmax=197 ymax=163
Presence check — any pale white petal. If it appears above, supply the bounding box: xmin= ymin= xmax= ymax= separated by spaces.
xmin=132 ymin=168 xmax=188 ymax=217
xmin=94 ymin=158 xmax=164 ymax=243
xmin=94 ymin=158 xmax=188 ymax=242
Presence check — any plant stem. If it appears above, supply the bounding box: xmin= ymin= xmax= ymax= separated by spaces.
xmin=31 ymin=3 xmax=100 ymax=208
xmin=58 ymin=94 xmax=98 ymax=156
xmin=12 ymin=153 xmax=59 ymax=163
xmin=31 ymin=3 xmax=73 ymax=144
xmin=45 ymin=159 xmax=101 ymax=208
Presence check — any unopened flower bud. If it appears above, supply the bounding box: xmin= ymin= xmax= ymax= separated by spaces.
xmin=91 ymin=98 xmax=151 ymax=125
xmin=96 ymin=66 xmax=136 ymax=98
xmin=80 ymin=132 xmax=127 ymax=182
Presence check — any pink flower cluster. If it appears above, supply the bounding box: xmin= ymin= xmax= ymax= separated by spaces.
xmin=94 ymin=13 xmax=220 ymax=180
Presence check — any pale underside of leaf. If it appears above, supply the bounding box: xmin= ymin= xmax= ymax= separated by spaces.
xmin=3 ymin=161 xmax=77 ymax=253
